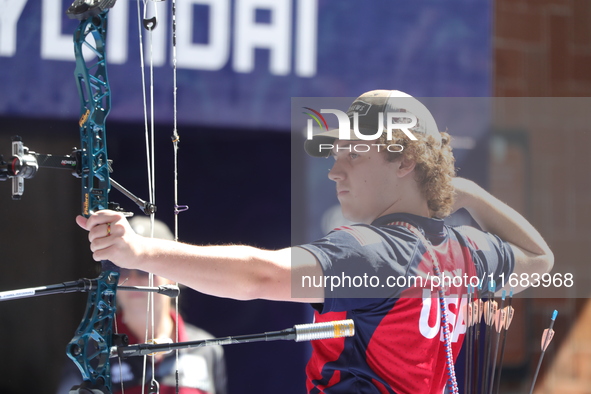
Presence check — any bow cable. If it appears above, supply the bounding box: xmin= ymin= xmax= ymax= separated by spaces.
xmin=134 ymin=0 xmax=160 ymax=391
xmin=170 ymin=0 xmax=183 ymax=391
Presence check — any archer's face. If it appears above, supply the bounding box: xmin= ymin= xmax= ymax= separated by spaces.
xmin=328 ymin=140 xmax=403 ymax=224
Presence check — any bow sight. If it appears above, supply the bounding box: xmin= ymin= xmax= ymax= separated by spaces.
xmin=0 ymin=136 xmax=156 ymax=214
xmin=0 ymin=136 xmax=41 ymax=199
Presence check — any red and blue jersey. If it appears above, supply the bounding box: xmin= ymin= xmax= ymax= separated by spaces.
xmin=298 ymin=213 xmax=514 ymax=394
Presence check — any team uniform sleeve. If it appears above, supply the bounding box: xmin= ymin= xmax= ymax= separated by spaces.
xmin=297 ymin=225 xmax=416 ymax=313
xmin=452 ymin=225 xmax=515 ymax=291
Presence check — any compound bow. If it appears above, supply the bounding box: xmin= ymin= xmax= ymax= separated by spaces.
xmin=65 ymin=1 xmax=125 ymax=392
xmin=0 ymin=0 xmax=159 ymax=392
xmin=0 ymin=2 xmax=357 ymax=393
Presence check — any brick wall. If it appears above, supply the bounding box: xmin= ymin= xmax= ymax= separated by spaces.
xmin=493 ymin=1 xmax=591 ymax=393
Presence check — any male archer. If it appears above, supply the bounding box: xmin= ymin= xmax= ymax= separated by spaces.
xmin=77 ymin=90 xmax=553 ymax=393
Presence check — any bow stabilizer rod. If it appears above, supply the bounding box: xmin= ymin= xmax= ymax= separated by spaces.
xmin=116 ymin=319 xmax=356 ymax=358
xmin=0 ymin=280 xmax=180 ymax=301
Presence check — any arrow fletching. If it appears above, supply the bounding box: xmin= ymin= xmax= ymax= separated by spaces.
xmin=541 ymin=310 xmax=558 ymax=351
xmin=541 ymin=328 xmax=555 ymax=352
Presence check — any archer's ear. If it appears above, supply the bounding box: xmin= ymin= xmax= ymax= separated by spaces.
xmin=396 ymin=157 xmax=416 ymax=178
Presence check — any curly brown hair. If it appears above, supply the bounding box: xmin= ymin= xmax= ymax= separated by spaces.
xmin=378 ymin=130 xmax=456 ymax=218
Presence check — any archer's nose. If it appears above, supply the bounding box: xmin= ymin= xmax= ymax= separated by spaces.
xmin=328 ymin=160 xmax=344 ymax=182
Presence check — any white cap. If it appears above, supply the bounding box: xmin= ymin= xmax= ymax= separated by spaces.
xmin=304 ymin=90 xmax=441 ymax=157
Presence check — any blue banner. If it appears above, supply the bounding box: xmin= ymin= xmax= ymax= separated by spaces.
xmin=0 ymin=0 xmax=492 ymax=130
